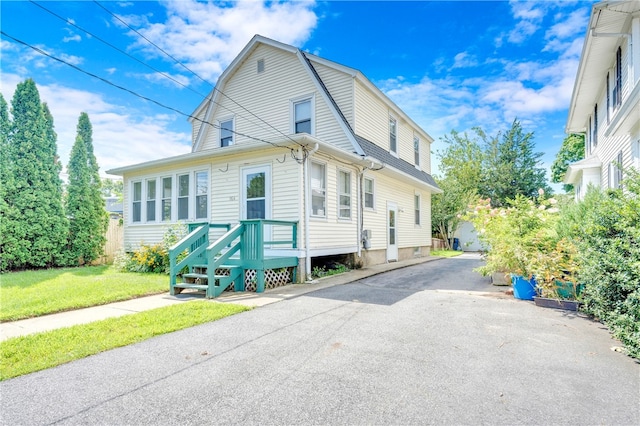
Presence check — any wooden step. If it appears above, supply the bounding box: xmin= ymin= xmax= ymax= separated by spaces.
xmin=172 ymin=283 xmax=208 ymax=291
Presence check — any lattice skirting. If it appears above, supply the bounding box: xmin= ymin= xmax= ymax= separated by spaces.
xmin=244 ymin=268 xmax=293 ymax=292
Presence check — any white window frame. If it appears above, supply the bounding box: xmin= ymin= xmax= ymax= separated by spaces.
xmin=291 ymin=95 xmax=314 ymax=135
xmin=161 ymin=176 xmax=173 ymax=222
xmin=129 ymin=168 xmax=210 ymax=225
xmin=195 ymin=170 xmax=208 ymax=220
xmin=338 ymin=168 xmax=352 ymax=220
xmin=146 ymin=178 xmax=157 ymax=222
xmin=132 ymin=181 xmax=142 ymax=223
xmin=310 ymin=161 xmax=327 ymax=218
xmin=177 ymin=173 xmax=190 ymax=221
xmin=389 ymin=116 xmax=398 ymax=156
xmin=414 ymin=193 xmax=421 ymax=226
xmin=633 ymin=138 xmax=640 ymax=170
xmin=219 ymin=117 xmax=234 ymax=147
xmin=364 ymin=176 xmax=375 ymax=210
xmin=413 ymin=135 xmax=420 ymax=168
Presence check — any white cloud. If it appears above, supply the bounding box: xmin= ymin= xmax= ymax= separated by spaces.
xmin=118 ymin=0 xmax=318 ymax=81
xmin=0 ymin=73 xmax=191 ymax=177
xmin=63 ymin=34 xmax=81 ymax=43
xmin=452 ymin=52 xmax=478 ymax=69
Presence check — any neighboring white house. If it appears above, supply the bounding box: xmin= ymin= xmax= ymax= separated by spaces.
xmin=565 ymin=1 xmax=640 ymax=200
xmin=108 ymin=35 xmax=441 ymax=281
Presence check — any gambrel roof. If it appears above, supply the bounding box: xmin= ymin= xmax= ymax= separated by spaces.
xmin=191 ymin=35 xmax=440 ymax=193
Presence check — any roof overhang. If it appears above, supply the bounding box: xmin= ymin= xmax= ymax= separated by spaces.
xmin=563 ymin=155 xmax=602 ymax=184
xmin=566 ymin=1 xmax=639 ymax=133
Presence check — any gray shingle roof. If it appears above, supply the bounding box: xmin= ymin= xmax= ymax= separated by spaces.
xmin=301 ymin=50 xmax=439 ymax=191
xmin=355 ymin=135 xmax=439 ymax=189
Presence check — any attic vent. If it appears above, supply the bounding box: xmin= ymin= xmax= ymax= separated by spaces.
xmin=257 ymin=59 xmax=265 ymax=73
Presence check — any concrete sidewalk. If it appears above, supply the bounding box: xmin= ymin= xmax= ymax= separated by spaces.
xmin=0 ymin=253 xmax=466 ymax=342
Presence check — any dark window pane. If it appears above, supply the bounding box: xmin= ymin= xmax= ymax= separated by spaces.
xmin=247 ymin=199 xmax=265 ymax=219
xmin=196 ymin=195 xmax=207 ymax=219
xmin=132 ymin=202 xmax=141 ymax=222
xmin=295 ymin=119 xmax=311 ymax=134
xmin=178 ymin=197 xmax=188 ymax=220
xmin=162 ymin=200 xmax=171 ymax=221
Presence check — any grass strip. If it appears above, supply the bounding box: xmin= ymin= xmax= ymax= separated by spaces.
xmin=1 ymin=266 xmax=168 ymax=321
xmin=431 ymin=250 xmax=464 ymax=258
xmin=0 ymin=301 xmax=250 ymax=381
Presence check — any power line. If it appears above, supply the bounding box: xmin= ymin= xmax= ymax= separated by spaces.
xmin=1 ymin=30 xmax=309 ymax=163
xmin=91 ymin=0 xmax=304 ymax=149
xmin=28 ymin=0 xmax=207 ymax=100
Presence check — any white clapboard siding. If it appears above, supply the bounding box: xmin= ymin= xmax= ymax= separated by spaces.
xmin=311 ymin=60 xmax=355 ymax=129
xmin=354 ymin=79 xmax=389 ymax=148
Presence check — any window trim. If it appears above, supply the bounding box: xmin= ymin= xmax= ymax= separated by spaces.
xmin=146 ymin=178 xmax=157 ymax=222
xmin=310 ymin=160 xmax=327 ymax=218
xmin=219 ymin=117 xmax=234 ymax=147
xmin=337 ymin=168 xmax=352 ymax=220
xmin=194 ymin=170 xmax=209 ymax=220
xmin=129 ymin=168 xmax=210 ymax=225
xmin=614 ymin=46 xmax=622 ymax=110
xmin=593 ymin=104 xmax=598 ymax=148
xmin=389 ymin=116 xmax=398 ymax=156
xmin=414 ymin=193 xmax=421 ymax=226
xmin=363 ymin=176 xmax=375 ymax=210
xmin=291 ymin=95 xmax=314 ymax=135
xmin=413 ymin=135 xmax=420 ymax=168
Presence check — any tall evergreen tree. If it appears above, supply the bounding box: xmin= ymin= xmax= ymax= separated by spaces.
xmin=1 ymin=79 xmax=68 ymax=270
xmin=481 ymin=119 xmax=551 ymax=207
xmin=66 ymin=112 xmax=107 ymax=265
xmin=0 ymin=93 xmax=13 ymax=270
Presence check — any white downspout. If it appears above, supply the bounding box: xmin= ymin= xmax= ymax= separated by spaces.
xmin=304 ymin=143 xmax=319 ymax=280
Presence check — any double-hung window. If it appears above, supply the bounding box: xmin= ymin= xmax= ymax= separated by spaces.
xmin=195 ymin=171 xmax=208 ymax=219
xmin=161 ymin=177 xmax=172 ymax=221
xmin=146 ymin=179 xmax=156 ymax=222
xmin=414 ymin=136 xmax=420 ymax=167
xmin=593 ymin=104 xmax=598 ymax=148
xmin=177 ymin=174 xmax=190 ymax=220
xmin=294 ymin=99 xmax=312 ymax=134
xmin=310 ymin=161 xmax=326 ymax=217
xmin=132 ymin=181 xmax=142 ymax=223
xmin=338 ymin=170 xmax=351 ymax=219
xmin=606 ymin=72 xmax=610 ymax=124
xmin=364 ymin=177 xmax=374 ymax=209
xmin=414 ymin=194 xmax=421 ymax=226
xmin=131 ymin=171 xmax=209 ymax=224
xmin=389 ymin=117 xmax=397 ymax=154
xmin=614 ymin=47 xmax=622 ymax=109
xmin=220 ymin=119 xmax=233 ymax=147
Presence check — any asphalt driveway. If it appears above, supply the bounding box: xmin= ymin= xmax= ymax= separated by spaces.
xmin=2 ymin=254 xmax=638 ymax=425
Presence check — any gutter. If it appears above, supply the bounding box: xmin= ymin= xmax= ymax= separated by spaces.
xmin=303 ymin=143 xmax=320 ymax=280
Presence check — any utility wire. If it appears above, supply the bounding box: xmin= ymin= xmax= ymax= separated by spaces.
xmin=1 ymin=30 xmax=309 ymax=163
xmin=30 ymin=0 xmax=291 ymax=148
xmin=91 ymin=0 xmax=304 ymax=149
xmin=28 ymin=0 xmax=208 ymax=100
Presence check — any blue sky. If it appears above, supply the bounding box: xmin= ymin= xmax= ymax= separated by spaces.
xmin=1 ymin=0 xmax=594 ymax=189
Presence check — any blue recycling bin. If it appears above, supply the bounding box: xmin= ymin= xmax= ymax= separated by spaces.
xmin=452 ymin=238 xmax=460 ymax=251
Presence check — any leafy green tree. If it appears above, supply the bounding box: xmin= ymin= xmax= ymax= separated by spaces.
xmin=551 ymin=133 xmax=585 ymax=193
xmin=433 ymin=128 xmax=484 ymax=247
xmin=66 ymin=112 xmax=108 ymax=265
xmin=0 ymin=79 xmax=68 ymax=270
xmin=101 ymin=178 xmax=124 ymax=199
xmin=481 ymin=119 xmax=551 ymax=207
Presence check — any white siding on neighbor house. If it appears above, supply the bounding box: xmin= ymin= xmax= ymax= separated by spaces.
xmin=362 ymin=171 xmax=431 ymax=251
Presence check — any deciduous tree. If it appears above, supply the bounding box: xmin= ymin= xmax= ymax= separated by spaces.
xmin=551 ymin=133 xmax=585 ymax=193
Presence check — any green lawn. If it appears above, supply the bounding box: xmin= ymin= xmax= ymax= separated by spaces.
xmin=431 ymin=250 xmax=464 ymax=258
xmin=0 ymin=266 xmax=169 ymax=321
xmin=0 ymin=301 xmax=250 ymax=380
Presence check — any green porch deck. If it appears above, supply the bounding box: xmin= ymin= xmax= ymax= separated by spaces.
xmin=169 ymin=220 xmax=299 ymax=298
